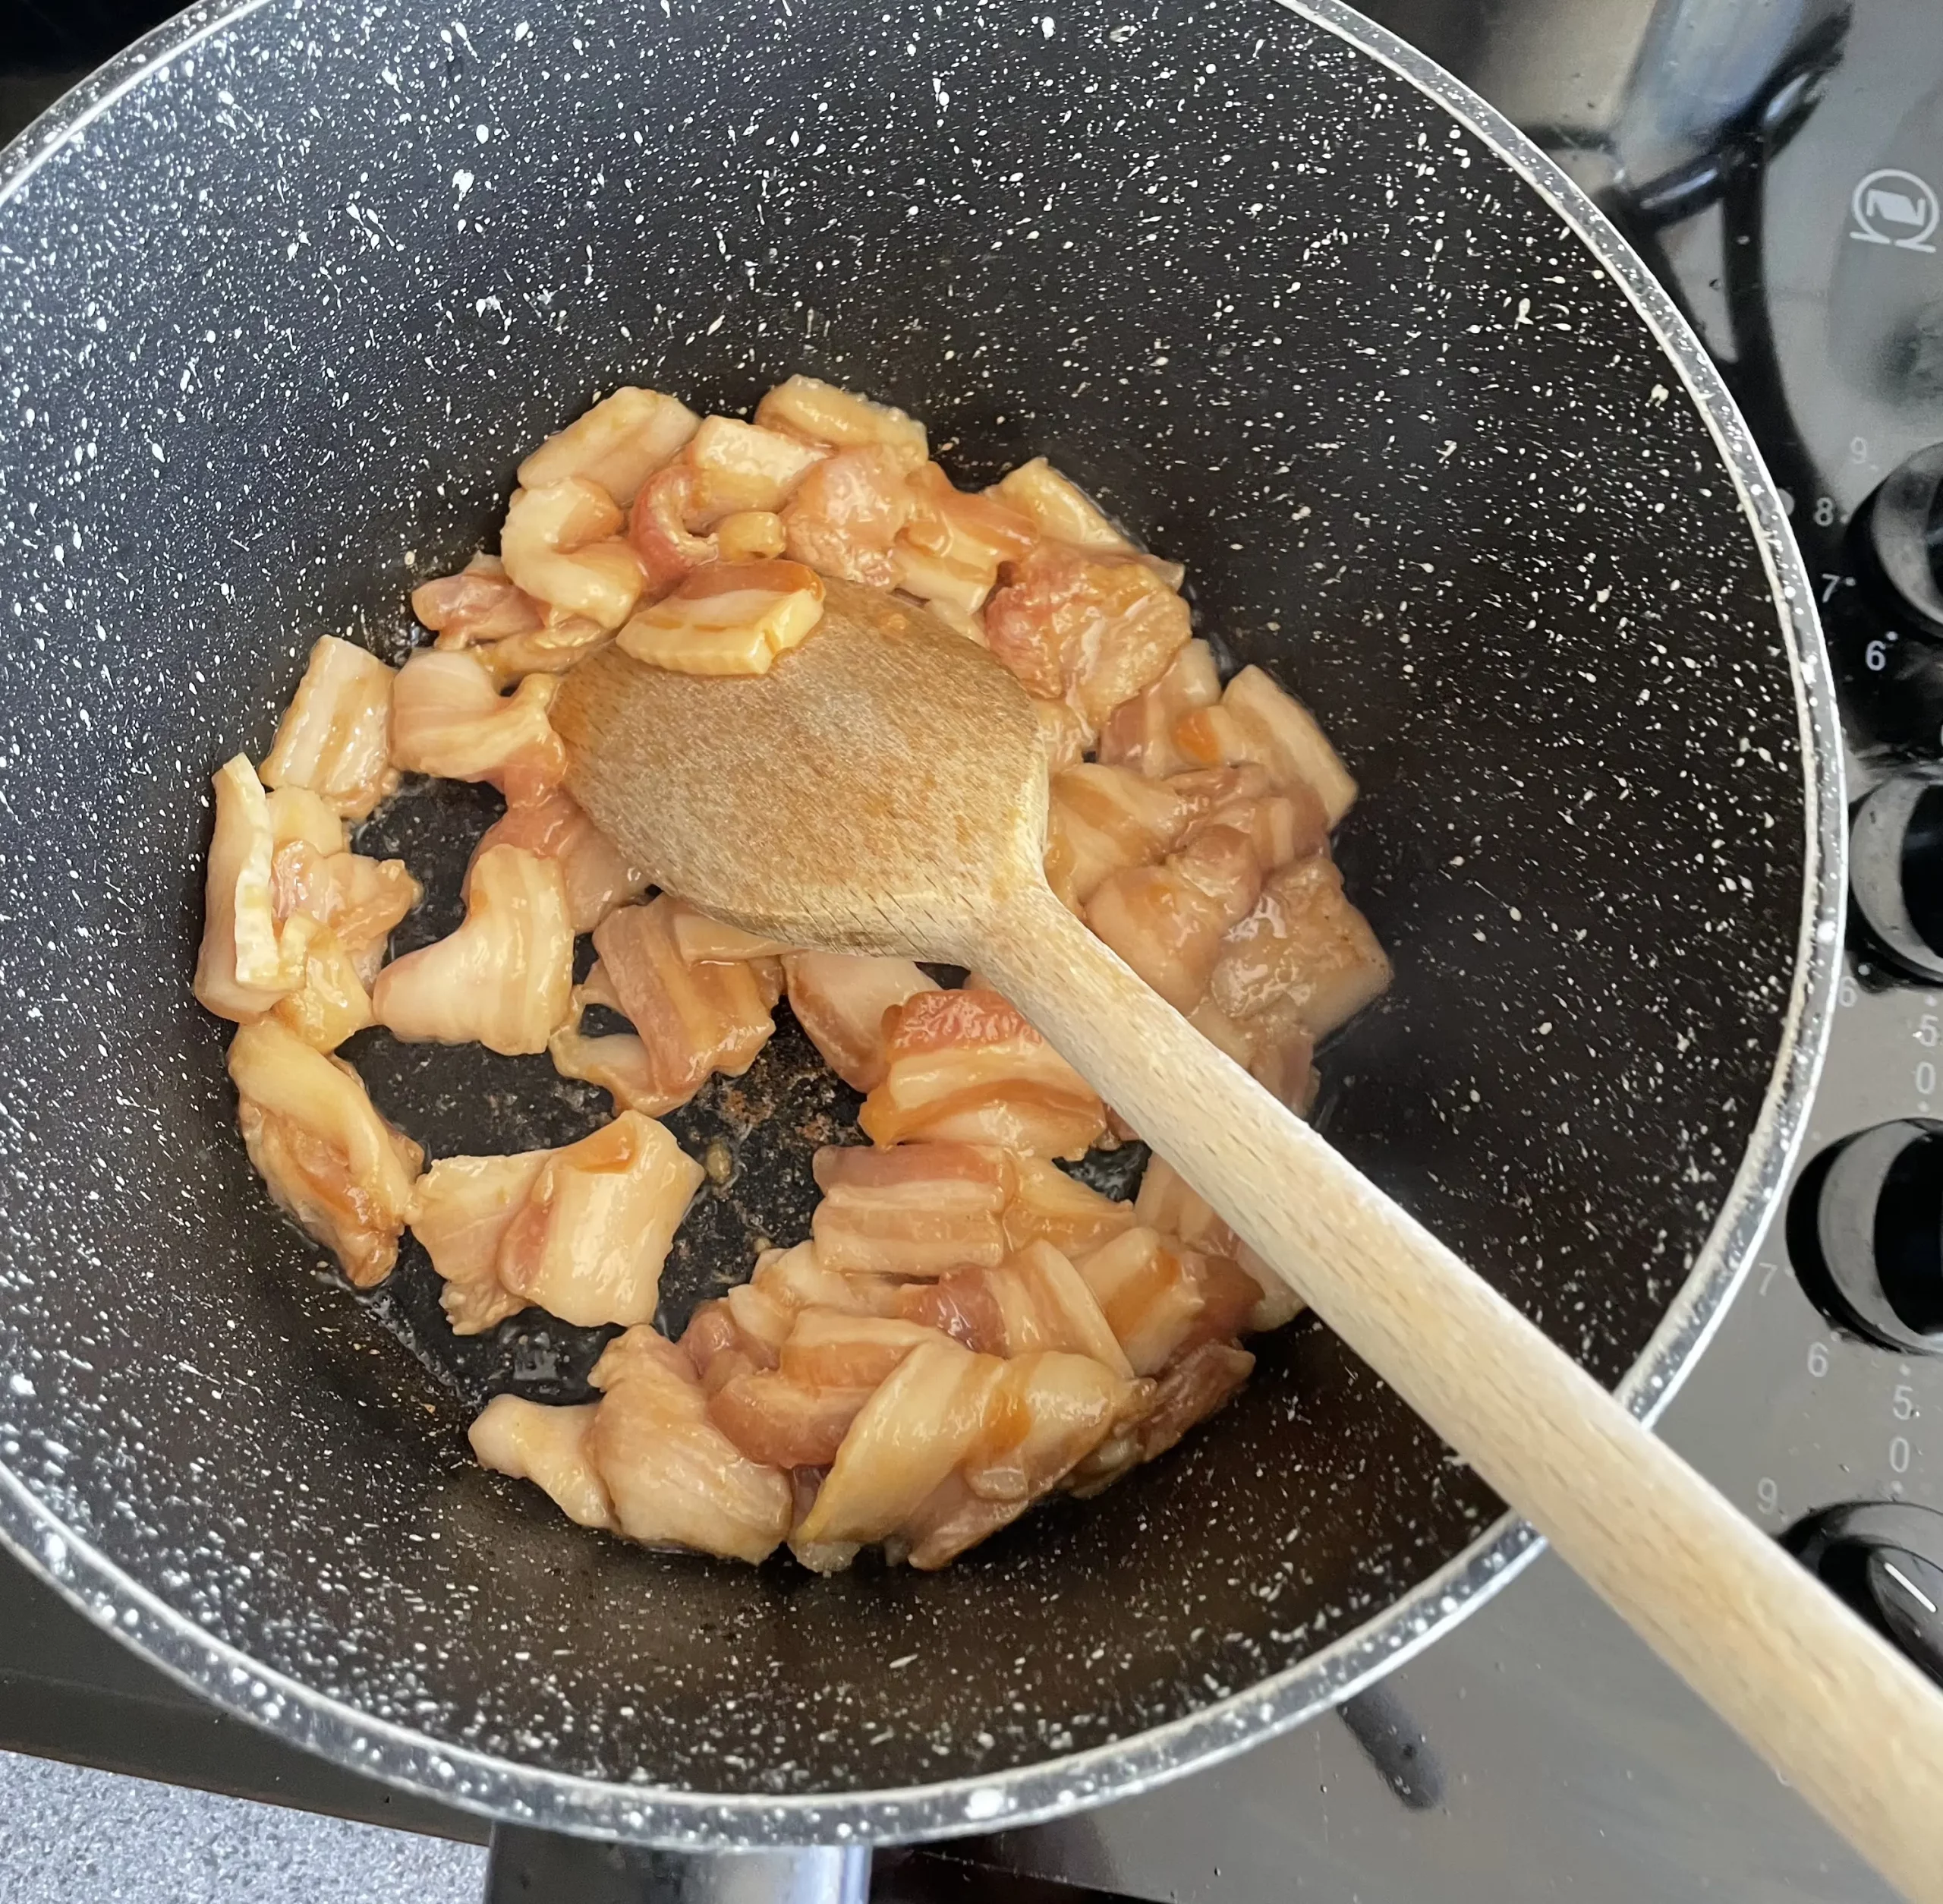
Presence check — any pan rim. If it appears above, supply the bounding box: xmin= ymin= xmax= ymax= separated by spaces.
xmin=0 ymin=0 xmax=1845 ymax=1849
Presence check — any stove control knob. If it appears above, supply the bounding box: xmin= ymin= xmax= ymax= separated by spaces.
xmin=1851 ymin=770 xmax=1943 ymax=983
xmin=1787 ymin=1504 xmax=1943 ymax=1685
xmin=1791 ymin=1120 xmax=1943 ymax=1353
xmin=1868 ymin=443 xmax=1943 ymax=639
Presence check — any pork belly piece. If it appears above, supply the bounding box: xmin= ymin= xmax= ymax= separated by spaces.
xmin=587 ymin=897 xmax=782 ymax=1111
xmin=470 ymin=1396 xmax=613 ymax=1530
xmin=1173 ymin=665 xmax=1358 ymax=826
xmin=900 ymin=1350 xmax=1138 ymax=1568
xmin=898 ymin=1241 xmax=1133 ymax=1378
xmin=1208 ymin=856 xmax=1392 ymax=1039
xmin=988 ymin=457 xmax=1136 ymax=554
xmin=716 ymin=510 xmax=787 ymax=562
xmin=617 ymin=560 xmax=823 ymax=676
xmin=412 ymin=553 xmax=610 ymax=685
xmin=408 ymin=1152 xmax=547 ymax=1334
xmin=1034 ymin=698 xmax=1090 ymax=774
xmin=790 ymin=1337 xmax=1002 ymax=1556
xmin=682 ymin=415 xmax=828 ymax=523
xmin=707 ymin=1367 xmax=877 ymax=1471
xmin=1236 ymin=993 xmax=1320 ymax=1116
xmin=195 ymin=754 xmax=317 ymax=1021
xmin=1133 ymin=1156 xmax=1302 ymax=1332
xmin=371 ymin=844 xmax=574 ymax=1056
xmin=810 ymin=1141 xmax=1015 ymax=1278
xmin=709 ymin=1300 xmax=953 ymax=1471
xmin=412 ymin=1113 xmax=701 ymax=1333
xmin=666 ymin=900 xmax=793 ymax=964
xmin=1043 ymin=764 xmax=1186 ymax=913
xmin=629 ymin=464 xmax=719 ymax=596
xmin=227 ymin=1018 xmax=422 ymax=1288
xmin=1085 ymin=824 xmax=1264 ymax=1012
xmin=892 ymin=462 xmax=1037 ymax=625
xmin=586 ymin=1329 xmax=793 ymax=1565
xmin=1096 ymin=639 xmax=1223 ymax=777
xmin=782 ymin=953 xmax=937 ymax=1092
xmin=269 ymin=840 xmax=420 ymax=990
xmin=473 ymin=788 xmax=647 ymax=935
xmin=779 ymin=446 xmax=913 ymax=587
xmin=516 ymin=386 xmax=700 ymax=506
xmin=499 ymin=477 xmax=646 ymax=630
xmin=260 ymin=636 xmax=399 ymax=821
xmin=1134 ymin=1340 xmax=1255 ymax=1464
xmin=755 ymin=375 xmax=929 ymax=469
xmin=1000 ymin=1157 xmax=1136 ymax=1259
xmin=546 ymin=960 xmax=676 ymax=1116
xmin=1075 ymin=1225 xmax=1261 ymax=1376
xmin=1170 ymin=763 xmax=1328 ymax=872
xmin=860 ymin=988 xmax=1105 ymax=1159
xmin=985 ymin=543 xmax=1190 ymax=730
xmin=388 ymin=648 xmax=567 ymax=802
xmin=272 ymin=929 xmax=373 ymax=1053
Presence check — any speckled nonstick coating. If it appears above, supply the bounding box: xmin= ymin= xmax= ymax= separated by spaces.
xmin=0 ymin=0 xmax=1838 ymax=1850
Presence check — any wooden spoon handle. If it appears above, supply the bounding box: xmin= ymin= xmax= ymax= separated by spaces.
xmin=972 ymin=883 xmax=1943 ymax=1904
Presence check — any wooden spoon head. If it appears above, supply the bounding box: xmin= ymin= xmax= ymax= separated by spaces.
xmin=553 ymin=578 xmax=1047 ymax=960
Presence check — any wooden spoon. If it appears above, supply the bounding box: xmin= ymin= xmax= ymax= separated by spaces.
xmin=556 ymin=578 xmax=1943 ymax=1903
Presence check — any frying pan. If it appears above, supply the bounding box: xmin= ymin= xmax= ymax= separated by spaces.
xmin=0 ymin=0 xmax=1838 ymax=1876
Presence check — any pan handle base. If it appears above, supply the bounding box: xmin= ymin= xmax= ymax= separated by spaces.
xmin=483 ymin=1824 xmax=871 ymax=1904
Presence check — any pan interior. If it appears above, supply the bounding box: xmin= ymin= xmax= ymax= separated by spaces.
xmin=0 ymin=0 xmax=1809 ymax=1820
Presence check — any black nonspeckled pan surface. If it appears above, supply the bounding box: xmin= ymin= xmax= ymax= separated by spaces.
xmin=0 ymin=0 xmax=1808 ymax=1814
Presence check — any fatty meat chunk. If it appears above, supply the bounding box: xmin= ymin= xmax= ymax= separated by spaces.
xmin=779 ymin=447 xmax=914 ymax=587
xmin=899 ymin=1351 xmax=1137 ymax=1568
xmin=985 ymin=543 xmax=1189 ymax=729
xmin=1000 ymin=1157 xmax=1136 ymax=1259
xmin=988 ymin=458 xmax=1135 ymax=553
xmin=1133 ymin=1155 xmax=1302 ymax=1332
xmin=1075 ymin=1225 xmax=1261 ymax=1375
xmin=388 ymin=648 xmax=568 ymax=802
xmin=227 ymin=1018 xmax=422 ymax=1287
xmin=260 ymin=636 xmax=400 ymax=821
xmin=268 ymin=840 xmax=420 ymax=989
xmin=860 ymin=988 xmax=1106 ymax=1159
xmin=586 ymin=1329 xmax=792 ymax=1564
xmin=1133 ymin=1340 xmax=1256 ymax=1465
xmin=754 ymin=376 xmax=929 ymax=468
xmin=1173 ymin=666 xmax=1359 ymax=827
xmin=412 ymin=553 xmax=610 ymax=684
xmin=499 ymin=477 xmax=646 ymax=630
xmin=473 ymin=788 xmax=647 ymax=935
xmin=371 ymin=844 xmax=574 ymax=1056
xmin=469 ymin=1395 xmax=613 ymax=1530
xmin=1208 ymin=856 xmax=1392 ymax=1039
xmin=1097 ymin=640 xmax=1223 ymax=778
xmin=617 ymin=559 xmax=824 ymax=676
xmin=272 ymin=929 xmax=374 ymax=1053
xmin=546 ymin=960 xmax=674 ymax=1114
xmin=1085 ymin=824 xmax=1265 ymax=1012
xmin=791 ymin=1337 xmax=1002 ymax=1554
xmin=195 ymin=754 xmax=317 ymax=1021
xmin=496 ymin=1113 xmax=703 ymax=1329
xmin=666 ymin=900 xmax=794 ymax=964
xmin=782 ymin=953 xmax=937 ymax=1092
xmin=587 ymin=897 xmax=781 ymax=1112
xmin=810 ymin=1142 xmax=1014 ymax=1278
xmin=516 ymin=386 xmax=701 ymax=506
xmin=1043 ymin=764 xmax=1187 ymax=913
xmin=408 ymin=1151 xmax=548 ymax=1335
xmin=898 ymin=1240 xmax=1134 ymax=1377
xmin=680 ymin=415 xmax=828 ymax=523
